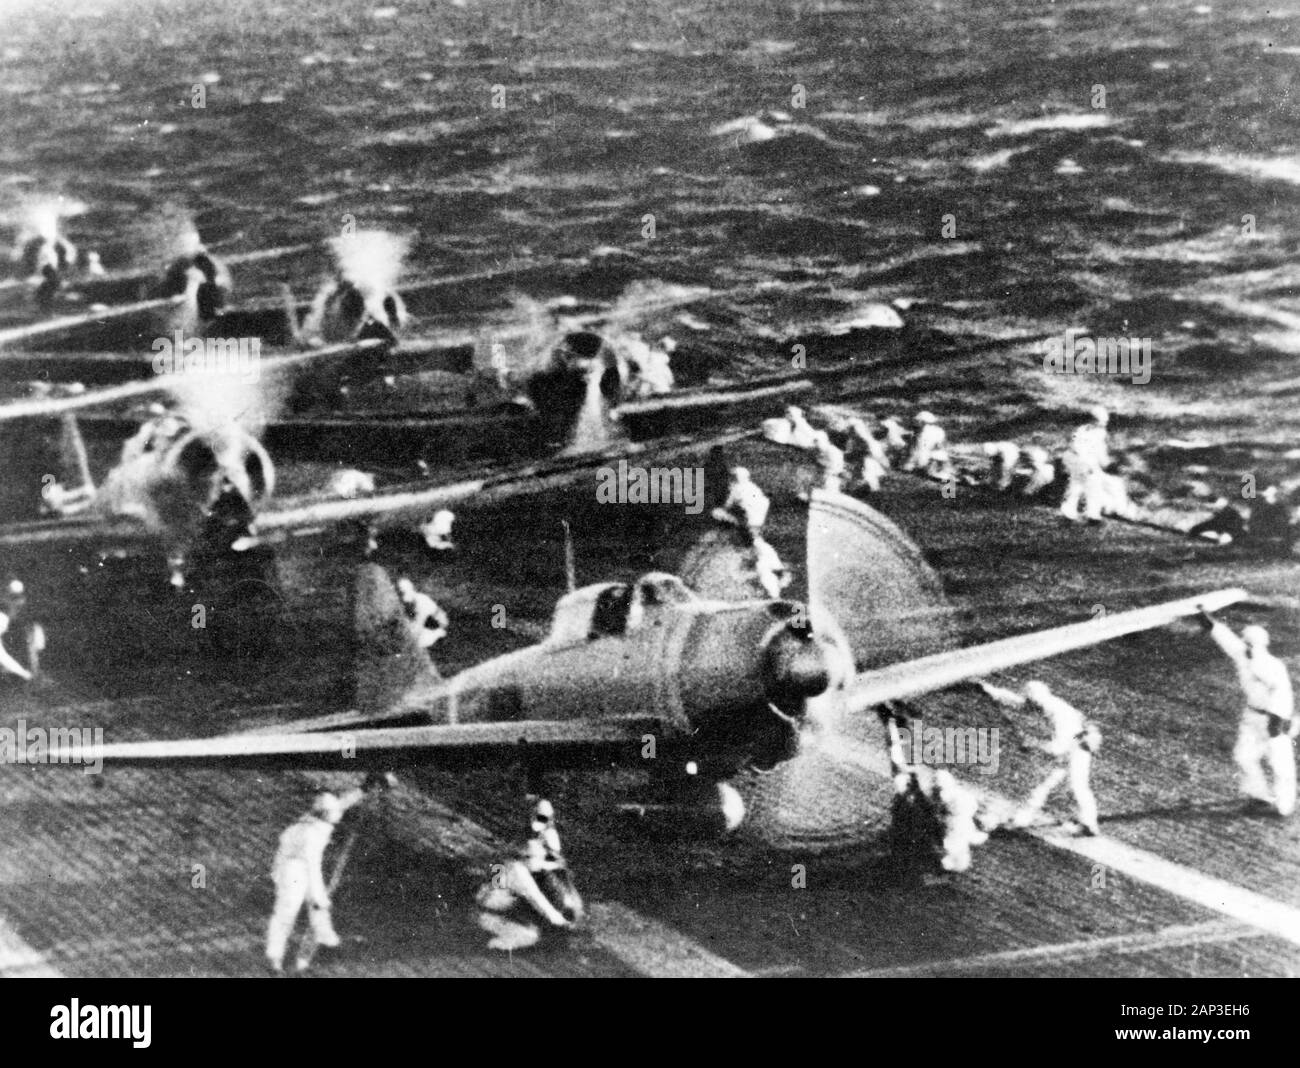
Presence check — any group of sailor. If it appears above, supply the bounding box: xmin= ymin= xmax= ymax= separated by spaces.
xmin=737 ymin=401 xmax=1300 ymax=878
xmin=876 ymin=609 xmax=1294 ymax=879
xmin=767 ymin=400 xmax=1294 ymax=553
xmin=11 ymin=216 xmax=1299 ymax=961
xmin=266 ymin=787 xmax=580 ymax=973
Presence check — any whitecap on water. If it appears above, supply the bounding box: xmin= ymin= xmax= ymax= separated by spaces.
xmin=1166 ymin=151 xmax=1300 ymax=187
xmin=985 ymin=112 xmax=1112 ymax=137
xmin=965 ymin=146 xmax=1029 ymax=172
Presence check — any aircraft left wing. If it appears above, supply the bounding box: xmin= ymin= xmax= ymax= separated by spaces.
xmin=840 ymin=587 xmax=1247 ymax=715
xmin=49 ymin=717 xmax=667 ymax=771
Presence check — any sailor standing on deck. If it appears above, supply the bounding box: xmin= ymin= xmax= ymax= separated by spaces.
xmin=266 ymin=788 xmax=366 ymax=974
xmin=711 ymin=467 xmax=770 ymax=543
xmin=902 ymin=411 xmax=946 ymax=477
xmin=845 ymin=417 xmax=888 ymax=493
xmin=1059 ymin=405 xmax=1110 ymax=523
xmin=879 ymin=706 xmax=989 ymax=874
xmin=879 ymin=416 xmax=909 ymax=465
xmin=1200 ymin=611 xmax=1296 ymax=817
xmin=811 ymin=430 xmax=846 ymax=493
xmin=751 ymin=535 xmax=792 ymax=599
xmin=0 ymin=579 xmax=43 ymax=683
xmin=980 ymin=680 xmax=1101 ymax=836
xmin=784 ymin=406 xmax=818 ymax=451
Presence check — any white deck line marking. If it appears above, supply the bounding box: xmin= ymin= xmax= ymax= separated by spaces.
xmin=843 ymin=919 xmax=1258 ymax=978
xmin=587 ymin=901 xmax=749 ymax=978
xmin=1031 ymin=826 xmax=1300 ymax=949
xmin=0 ymin=915 xmax=63 ymax=977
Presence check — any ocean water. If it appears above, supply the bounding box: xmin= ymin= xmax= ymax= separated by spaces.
xmin=1 ymin=0 xmax=1299 ymax=501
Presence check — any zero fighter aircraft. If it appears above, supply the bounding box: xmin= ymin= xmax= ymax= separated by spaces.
xmin=40 ymin=486 xmax=1246 ymax=847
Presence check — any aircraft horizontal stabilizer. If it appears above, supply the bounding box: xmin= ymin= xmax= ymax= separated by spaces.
xmin=842 ymin=587 xmax=1247 ymax=714
xmin=49 ymin=717 xmax=666 ymax=771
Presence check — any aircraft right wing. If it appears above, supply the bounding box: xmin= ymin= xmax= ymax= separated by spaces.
xmin=840 ymin=586 xmax=1248 ymax=715
xmin=0 ymin=339 xmax=388 ymax=421
xmin=244 ymin=426 xmax=758 ymax=543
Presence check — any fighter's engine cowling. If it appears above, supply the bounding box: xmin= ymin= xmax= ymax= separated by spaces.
xmin=170 ymin=426 xmax=275 ymax=511
xmin=525 ymin=331 xmax=627 ymax=448
xmin=761 ymin=618 xmax=839 ymax=709
xmin=100 ymin=423 xmax=275 ymax=552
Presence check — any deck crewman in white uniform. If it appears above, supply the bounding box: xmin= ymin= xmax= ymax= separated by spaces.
xmin=879 ymin=416 xmax=909 ymax=464
xmin=880 ymin=707 xmax=989 ymax=874
xmin=266 ymin=788 xmax=366 ymax=973
xmin=1201 ymin=610 xmax=1296 ymax=817
xmin=785 ymin=405 xmax=818 ymax=450
xmin=752 ymin=535 xmax=792 ymax=599
xmin=396 ymin=577 xmax=449 ymax=650
xmin=476 ymin=799 xmax=584 ymax=951
xmin=982 ymin=441 xmax=1021 ymax=491
xmin=811 ymin=430 xmax=846 ymax=493
xmin=1021 ymin=446 xmax=1056 ymax=498
xmin=902 ymin=411 xmax=946 ymax=477
xmin=981 ymin=680 xmax=1101 ymax=835
xmin=1059 ymin=405 xmax=1110 ymax=523
xmin=711 ymin=467 xmax=771 ymax=543
xmin=845 ymin=417 xmax=888 ymax=493
xmin=420 ymin=509 xmax=456 ymax=553
xmin=0 ymin=580 xmax=43 ymax=683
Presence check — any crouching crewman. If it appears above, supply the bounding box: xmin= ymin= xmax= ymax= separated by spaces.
xmin=476 ymin=799 xmax=584 ymax=951
xmin=880 ymin=706 xmax=988 ymax=875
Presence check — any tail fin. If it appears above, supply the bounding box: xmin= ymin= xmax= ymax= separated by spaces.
xmin=58 ymin=414 xmax=95 ymax=497
xmin=280 ymin=283 xmax=303 ymax=345
xmin=351 ymin=562 xmax=442 ymax=716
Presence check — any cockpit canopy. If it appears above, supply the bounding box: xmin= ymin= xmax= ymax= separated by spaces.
xmin=548 ymin=573 xmax=698 ymax=645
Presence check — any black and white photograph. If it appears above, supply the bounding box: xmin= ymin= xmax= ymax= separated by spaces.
xmin=0 ymin=0 xmax=1295 ymax=1002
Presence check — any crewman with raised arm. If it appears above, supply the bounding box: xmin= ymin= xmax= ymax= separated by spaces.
xmin=1201 ymin=610 xmax=1296 ymax=817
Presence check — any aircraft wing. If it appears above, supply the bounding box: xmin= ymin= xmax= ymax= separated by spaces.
xmin=247 ymin=427 xmax=757 ymax=541
xmin=0 ymin=339 xmax=387 ymax=421
xmin=840 ymin=587 xmax=1247 ymax=715
xmin=50 ymin=717 xmax=667 ymax=771
xmin=0 ymin=514 xmax=159 ymax=551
